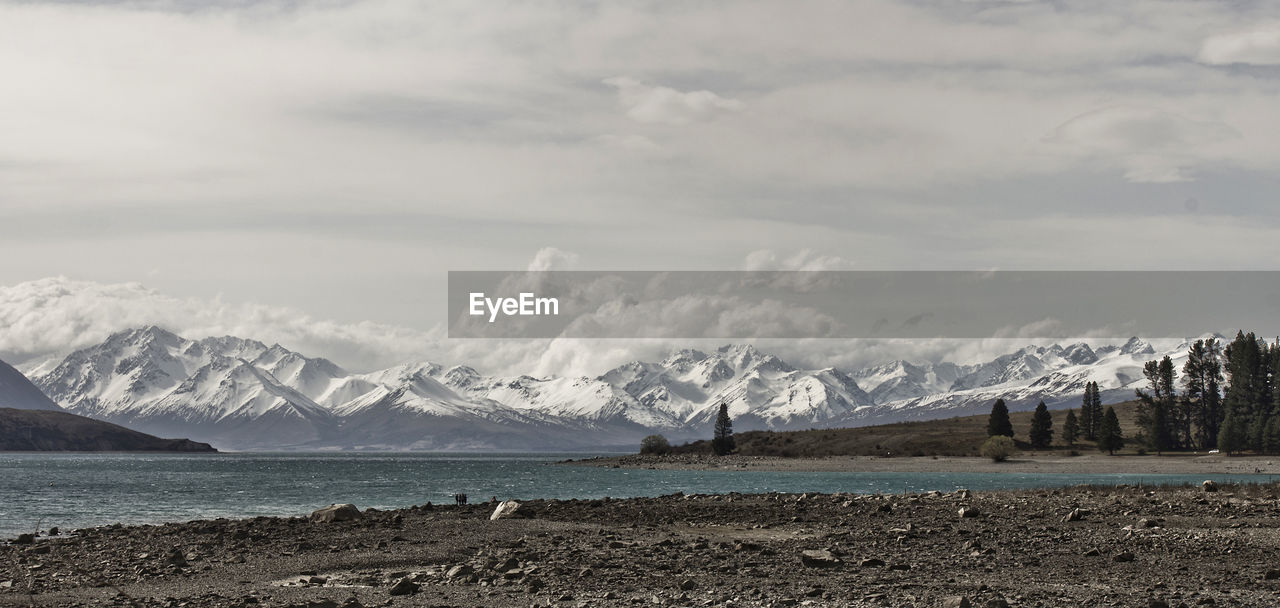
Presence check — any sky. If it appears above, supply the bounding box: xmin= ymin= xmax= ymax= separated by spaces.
xmin=1 ymin=0 xmax=1279 ymax=375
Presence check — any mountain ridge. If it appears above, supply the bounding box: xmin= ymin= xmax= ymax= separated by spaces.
xmin=27 ymin=326 xmax=1209 ymax=450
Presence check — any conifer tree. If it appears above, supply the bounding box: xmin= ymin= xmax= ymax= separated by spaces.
xmin=1062 ymin=409 xmax=1079 ymax=447
xmin=1218 ymin=405 xmax=1248 ymax=454
xmin=1091 ymin=382 xmax=1105 ymax=439
xmin=1096 ymin=406 xmax=1124 ymax=455
xmin=987 ymin=399 xmax=1014 ymax=438
xmin=1029 ymin=401 xmax=1053 ymax=449
xmin=1223 ymin=332 xmax=1267 ymax=451
xmin=712 ymin=402 xmax=735 ymax=456
xmin=1182 ymin=338 xmax=1223 ymax=450
xmin=1136 ymin=356 xmax=1178 ymax=451
xmin=1079 ymin=387 xmax=1095 ymax=441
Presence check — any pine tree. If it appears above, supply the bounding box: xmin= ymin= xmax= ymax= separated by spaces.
xmin=1063 ymin=409 xmax=1079 ymax=447
xmin=987 ymin=399 xmax=1014 ymax=438
xmin=1182 ymin=338 xmax=1224 ymax=450
xmin=1218 ymin=405 xmax=1248 ymax=454
xmin=1091 ymin=382 xmax=1105 ymax=439
xmin=1136 ymin=356 xmax=1178 ymax=452
xmin=1263 ymin=417 xmax=1280 ymax=455
xmin=712 ymin=402 xmax=735 ymax=456
xmin=1029 ymin=401 xmax=1053 ymax=449
xmin=1096 ymin=406 xmax=1124 ymax=455
xmin=1223 ymin=331 xmax=1268 ymax=451
xmin=1079 ymin=387 xmax=1095 ymax=441
xmin=1080 ymin=381 xmax=1103 ymax=441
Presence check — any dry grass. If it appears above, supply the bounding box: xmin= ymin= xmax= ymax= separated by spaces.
xmin=673 ymin=400 xmax=1148 ymax=457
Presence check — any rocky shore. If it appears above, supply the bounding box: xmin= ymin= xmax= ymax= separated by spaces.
xmin=5 ymin=483 xmax=1280 ymax=607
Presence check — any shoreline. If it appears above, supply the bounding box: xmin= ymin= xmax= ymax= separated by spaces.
xmin=564 ymin=452 xmax=1280 ymax=475
xmin=5 ymin=483 xmax=1280 ymax=607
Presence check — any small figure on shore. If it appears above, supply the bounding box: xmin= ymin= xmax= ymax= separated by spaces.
xmin=490 ymin=496 xmax=497 ymax=504
xmin=453 ymin=493 xmax=468 ymax=505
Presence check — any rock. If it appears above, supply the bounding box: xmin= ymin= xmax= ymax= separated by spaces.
xmin=310 ymin=504 xmax=363 ymax=523
xmin=958 ymin=507 xmax=979 ymax=518
xmin=800 ymin=549 xmax=841 ymax=568
xmin=679 ymin=579 xmax=697 ymax=590
xmin=446 ymin=565 xmax=475 ymax=578
xmin=46 ymin=527 xmax=59 ymax=536
xmin=492 ymin=557 xmax=520 ymax=572
xmin=0 ymin=581 xmax=11 ymax=589
xmin=1148 ymin=599 xmax=1170 ymax=608
xmin=1113 ymin=552 xmax=1136 ymax=563
xmin=388 ymin=577 xmax=419 ymax=596
xmin=1264 ymin=569 xmax=1280 ymax=580
xmin=858 ymin=558 xmax=886 ymax=568
xmin=13 ymin=533 xmax=35 ymax=544
xmin=984 ymin=599 xmax=1009 ymax=608
xmin=166 ymin=548 xmax=188 ymax=567
xmin=1202 ymin=480 xmax=1219 ymax=492
xmin=1137 ymin=518 xmax=1156 ymax=528
xmin=942 ymin=597 xmax=971 ymax=608
xmin=490 ymin=500 xmax=531 ymax=520
xmin=1064 ymin=508 xmax=1084 ymax=522
xmin=1083 ymin=548 xmax=1101 ymax=557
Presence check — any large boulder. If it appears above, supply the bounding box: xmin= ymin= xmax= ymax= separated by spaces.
xmin=310 ymin=503 xmax=363 ymax=523
xmin=490 ymin=500 xmax=532 ymax=520
xmin=800 ymin=549 xmax=842 ymax=568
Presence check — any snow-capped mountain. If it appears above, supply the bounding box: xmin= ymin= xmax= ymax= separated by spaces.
xmin=34 ymin=327 xmax=339 ymax=447
xmin=27 ymin=326 xmax=1204 ymax=450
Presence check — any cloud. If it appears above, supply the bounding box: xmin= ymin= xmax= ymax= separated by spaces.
xmin=1046 ymin=106 xmax=1240 ymax=182
xmin=603 ymin=77 xmax=743 ymax=125
xmin=0 ymin=277 xmax=436 ymax=372
xmin=527 ymin=247 xmax=581 ymax=271
xmin=741 ymin=249 xmax=855 ymax=272
xmin=2 ymin=276 xmax=1190 ymax=385
xmin=1198 ymin=28 xmax=1280 ymax=66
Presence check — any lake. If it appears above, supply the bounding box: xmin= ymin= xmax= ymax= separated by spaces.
xmin=1 ymin=452 xmax=1272 ymax=537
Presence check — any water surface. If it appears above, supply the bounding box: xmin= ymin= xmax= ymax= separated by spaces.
xmin=1 ymin=452 xmax=1271 ymax=537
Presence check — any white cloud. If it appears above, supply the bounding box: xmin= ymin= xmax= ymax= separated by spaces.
xmin=1045 ymin=106 xmax=1240 ymax=183
xmin=526 ymin=247 xmax=581 ymax=271
xmin=603 ymin=76 xmax=743 ymax=125
xmin=1198 ymin=28 xmax=1280 ymax=66
xmin=0 ymin=277 xmax=436 ymax=371
xmin=742 ymin=249 xmax=855 ymax=272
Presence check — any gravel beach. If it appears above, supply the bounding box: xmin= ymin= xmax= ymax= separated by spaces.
xmin=5 ymin=482 xmax=1280 ymax=607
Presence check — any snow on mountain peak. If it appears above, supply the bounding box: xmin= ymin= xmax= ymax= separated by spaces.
xmin=1120 ymin=337 xmax=1155 ymax=356
xmin=27 ymin=327 xmax=1193 ymax=450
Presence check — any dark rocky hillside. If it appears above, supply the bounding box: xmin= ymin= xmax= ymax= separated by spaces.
xmin=0 ymin=408 xmax=216 ymax=452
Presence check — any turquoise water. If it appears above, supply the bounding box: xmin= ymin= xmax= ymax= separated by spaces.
xmin=1 ymin=452 xmax=1273 ymax=537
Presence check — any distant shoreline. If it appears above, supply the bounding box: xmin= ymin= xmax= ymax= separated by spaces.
xmin=564 ymin=452 xmax=1280 ymax=475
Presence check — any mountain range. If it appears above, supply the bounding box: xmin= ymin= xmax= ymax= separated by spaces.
xmin=12 ymin=325 xmax=1195 ymax=451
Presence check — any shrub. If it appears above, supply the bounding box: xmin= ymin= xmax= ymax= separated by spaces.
xmin=980 ymin=436 xmax=1017 ymax=462
xmin=639 ymin=434 xmax=671 ymax=455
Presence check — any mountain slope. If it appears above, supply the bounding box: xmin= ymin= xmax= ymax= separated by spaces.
xmin=0 ymin=408 xmax=215 ymax=452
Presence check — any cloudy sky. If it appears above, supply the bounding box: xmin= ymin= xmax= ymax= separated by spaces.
xmin=2 ymin=0 xmax=1278 ymax=374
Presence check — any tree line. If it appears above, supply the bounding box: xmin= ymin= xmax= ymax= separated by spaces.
xmin=986 ymin=391 xmax=1123 ymax=456
xmin=986 ymin=330 xmax=1280 ymax=456
xmin=1135 ymin=331 xmax=1280 ymax=454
